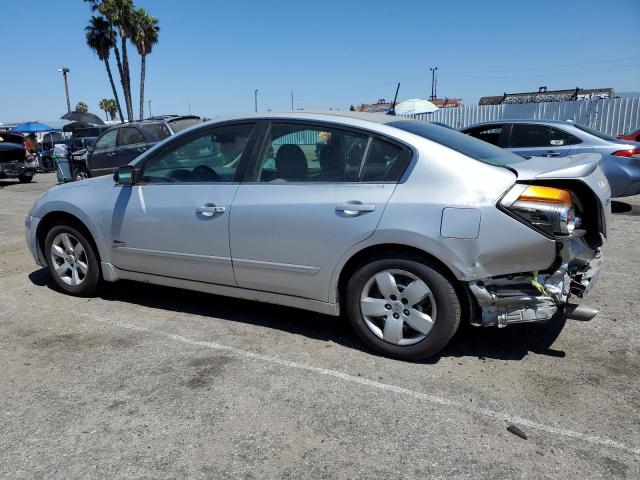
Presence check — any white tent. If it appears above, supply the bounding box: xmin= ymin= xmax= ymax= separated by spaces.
xmin=394 ymin=98 xmax=439 ymax=115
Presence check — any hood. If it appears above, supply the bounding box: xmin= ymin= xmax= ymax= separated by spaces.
xmin=509 ymin=153 xmax=601 ymax=180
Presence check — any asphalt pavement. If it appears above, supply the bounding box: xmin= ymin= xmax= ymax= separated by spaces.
xmin=1 ymin=173 xmax=639 ymax=479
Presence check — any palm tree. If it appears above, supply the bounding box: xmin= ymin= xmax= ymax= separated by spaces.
xmin=85 ymin=15 xmax=124 ymax=122
xmin=98 ymin=0 xmax=135 ymax=122
xmin=99 ymin=98 xmax=109 ymax=120
xmin=75 ymin=101 xmax=89 ymax=113
xmin=133 ymin=8 xmax=159 ymax=120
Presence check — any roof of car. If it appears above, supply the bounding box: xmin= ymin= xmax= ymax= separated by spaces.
xmin=201 ymin=111 xmax=414 ymax=128
xmin=463 ymin=119 xmax=576 ymax=129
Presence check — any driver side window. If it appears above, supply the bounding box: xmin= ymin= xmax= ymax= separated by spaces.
xmin=141 ymin=123 xmax=254 ymax=183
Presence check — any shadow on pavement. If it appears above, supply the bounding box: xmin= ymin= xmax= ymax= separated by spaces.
xmin=28 ymin=267 xmax=567 ymax=363
xmin=611 ymin=201 xmax=633 ymax=214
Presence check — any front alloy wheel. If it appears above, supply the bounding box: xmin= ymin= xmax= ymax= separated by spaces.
xmin=50 ymin=232 xmax=88 ymax=286
xmin=45 ymin=224 xmax=100 ymax=296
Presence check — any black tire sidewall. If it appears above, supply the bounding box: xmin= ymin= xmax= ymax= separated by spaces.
xmin=346 ymin=256 xmax=460 ymax=360
xmin=44 ymin=224 xmax=100 ymax=296
xmin=18 ymin=175 xmax=33 ymax=183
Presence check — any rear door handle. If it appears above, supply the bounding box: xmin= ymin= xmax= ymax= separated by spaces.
xmin=196 ymin=204 xmax=226 ymax=216
xmin=107 ymin=152 xmax=116 ymax=157
xmin=544 ymin=151 xmax=560 ymax=157
xmin=137 ymin=146 xmax=147 ymax=153
xmin=336 ymin=203 xmax=376 ymax=215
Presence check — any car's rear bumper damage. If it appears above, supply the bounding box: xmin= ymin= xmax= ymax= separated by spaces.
xmin=469 ymin=233 xmax=603 ymax=327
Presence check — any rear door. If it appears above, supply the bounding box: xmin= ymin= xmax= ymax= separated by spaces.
xmin=508 ymin=124 xmax=578 ymax=158
xmin=229 ymin=121 xmax=411 ymax=302
xmin=88 ymin=128 xmax=119 ymax=177
xmin=463 ymin=124 xmax=509 ymax=147
xmin=117 ymin=126 xmax=150 ymax=166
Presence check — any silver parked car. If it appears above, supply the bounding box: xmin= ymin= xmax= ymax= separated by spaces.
xmin=461 ymin=119 xmax=640 ymax=198
xmin=25 ymin=112 xmax=610 ymax=360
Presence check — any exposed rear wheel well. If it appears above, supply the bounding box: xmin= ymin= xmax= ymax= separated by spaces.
xmin=337 ymin=244 xmax=475 ymax=324
xmin=36 ymin=212 xmax=101 ymax=267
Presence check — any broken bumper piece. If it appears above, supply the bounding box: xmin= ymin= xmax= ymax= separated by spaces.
xmin=469 ymin=249 xmax=602 ymax=328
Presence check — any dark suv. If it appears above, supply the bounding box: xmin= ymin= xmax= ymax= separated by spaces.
xmin=87 ymin=116 xmax=200 ymax=177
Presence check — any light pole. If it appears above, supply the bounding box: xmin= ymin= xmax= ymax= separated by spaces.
xmin=290 ymin=90 xmax=294 ymax=110
xmin=58 ymin=67 xmax=71 ymax=112
xmin=429 ymin=66 xmax=438 ymax=101
xmin=148 ymin=100 xmax=152 ymax=118
xmin=254 ymin=89 xmax=258 ymax=113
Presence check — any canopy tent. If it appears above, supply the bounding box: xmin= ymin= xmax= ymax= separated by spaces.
xmin=393 ymin=99 xmax=439 ymax=115
xmin=11 ymin=121 xmax=59 ymax=133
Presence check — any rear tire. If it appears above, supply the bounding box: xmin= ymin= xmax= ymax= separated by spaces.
xmin=346 ymin=253 xmax=460 ymax=361
xmin=44 ymin=224 xmax=100 ymax=297
xmin=18 ymin=175 xmax=33 ymax=183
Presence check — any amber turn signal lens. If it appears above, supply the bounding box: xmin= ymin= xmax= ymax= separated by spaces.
xmin=517 ymin=186 xmax=572 ymax=205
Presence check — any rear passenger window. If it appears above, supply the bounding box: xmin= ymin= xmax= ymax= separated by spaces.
xmin=118 ymin=127 xmax=145 ymax=146
xmin=257 ymin=124 xmax=367 ymax=183
xmin=360 ymin=138 xmax=410 ymax=182
xmin=509 ymin=125 xmax=549 ymax=148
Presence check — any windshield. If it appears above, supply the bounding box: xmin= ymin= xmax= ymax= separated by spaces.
xmin=389 ymin=120 xmax=525 ymax=166
xmin=572 ymin=123 xmax=619 ymax=142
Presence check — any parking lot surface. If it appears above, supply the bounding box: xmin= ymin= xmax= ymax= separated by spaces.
xmin=1 ymin=174 xmax=639 ymax=479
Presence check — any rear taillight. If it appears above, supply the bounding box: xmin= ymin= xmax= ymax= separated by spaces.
xmin=612 ymin=149 xmax=640 ymax=159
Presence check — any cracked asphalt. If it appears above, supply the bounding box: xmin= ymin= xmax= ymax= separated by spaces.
xmin=1 ymin=173 xmax=639 ymax=479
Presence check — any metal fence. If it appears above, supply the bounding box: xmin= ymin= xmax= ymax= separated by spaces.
xmin=414 ymin=97 xmax=640 ymax=136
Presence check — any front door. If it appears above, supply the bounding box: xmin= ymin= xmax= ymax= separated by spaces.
xmin=89 ymin=128 xmax=119 ymax=177
xmin=229 ymin=121 xmax=411 ymax=302
xmin=116 ymin=126 xmax=150 ymax=166
xmin=106 ymin=122 xmax=257 ymax=285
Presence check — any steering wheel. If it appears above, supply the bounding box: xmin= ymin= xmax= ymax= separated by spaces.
xmin=192 ymin=165 xmax=220 ymax=182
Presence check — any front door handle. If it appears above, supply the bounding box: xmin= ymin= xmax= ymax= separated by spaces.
xmin=107 ymin=152 xmax=116 ymax=157
xmin=544 ymin=151 xmax=560 ymax=157
xmin=336 ymin=203 xmax=376 ymax=215
xmin=137 ymin=146 xmax=147 ymax=153
xmin=196 ymin=204 xmax=226 ymax=217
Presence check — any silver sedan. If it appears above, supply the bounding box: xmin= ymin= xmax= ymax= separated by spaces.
xmin=25 ymin=112 xmax=610 ymax=360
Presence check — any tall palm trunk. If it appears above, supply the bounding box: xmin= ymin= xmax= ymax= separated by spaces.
xmin=120 ymin=32 xmax=133 ymax=122
xmin=139 ymin=53 xmax=146 ymax=120
xmin=112 ymin=44 xmax=131 ymax=122
xmin=103 ymin=58 xmax=124 ymax=122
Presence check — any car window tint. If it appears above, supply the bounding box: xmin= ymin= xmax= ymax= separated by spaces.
xmin=141 ymin=123 xmax=254 ymax=183
xmin=257 ymin=124 xmax=367 ymax=183
xmin=509 ymin=125 xmax=550 ymax=148
xmin=142 ymin=123 xmax=171 ymax=140
xmin=95 ymin=129 xmax=118 ymax=150
xmin=549 ymin=127 xmax=580 ymax=146
xmin=360 ymin=138 xmax=410 ymax=182
xmin=168 ymin=118 xmax=200 ymax=133
xmin=118 ymin=127 xmax=145 ymax=146
xmin=466 ymin=126 xmax=504 ymax=146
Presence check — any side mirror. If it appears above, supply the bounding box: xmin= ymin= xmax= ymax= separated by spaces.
xmin=114 ymin=165 xmax=135 ymax=186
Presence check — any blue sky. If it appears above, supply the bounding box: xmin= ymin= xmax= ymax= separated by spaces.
xmin=1 ymin=0 xmax=639 ymax=123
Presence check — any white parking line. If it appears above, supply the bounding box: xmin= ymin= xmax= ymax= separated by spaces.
xmin=0 ymin=212 xmax=25 ymax=217
xmin=104 ymin=318 xmax=639 ymax=456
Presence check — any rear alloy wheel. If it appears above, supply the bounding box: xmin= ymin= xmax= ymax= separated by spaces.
xmin=45 ymin=224 xmax=100 ymax=296
xmin=346 ymin=255 xmax=460 ymax=360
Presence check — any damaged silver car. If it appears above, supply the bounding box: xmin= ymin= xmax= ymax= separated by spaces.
xmin=25 ymin=112 xmax=610 ymax=360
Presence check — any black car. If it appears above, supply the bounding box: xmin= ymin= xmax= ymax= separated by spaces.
xmin=87 ymin=116 xmax=201 ymax=177
xmin=0 ymin=132 xmax=37 ymax=183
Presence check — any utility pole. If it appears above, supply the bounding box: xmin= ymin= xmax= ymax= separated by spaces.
xmin=429 ymin=66 xmax=438 ymax=101
xmin=148 ymin=100 xmax=152 ymax=118
xmin=290 ymin=91 xmax=294 ymax=110
xmin=58 ymin=67 xmax=71 ymax=112
xmin=254 ymin=89 xmax=259 ymax=113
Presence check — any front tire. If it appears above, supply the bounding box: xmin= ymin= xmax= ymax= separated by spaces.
xmin=45 ymin=224 xmax=100 ymax=296
xmin=18 ymin=175 xmax=33 ymax=183
xmin=346 ymin=254 xmax=460 ymax=360
xmin=72 ymin=165 xmax=90 ymax=181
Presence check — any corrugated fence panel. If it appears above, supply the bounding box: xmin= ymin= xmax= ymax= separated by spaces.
xmin=414 ymin=97 xmax=640 ymax=136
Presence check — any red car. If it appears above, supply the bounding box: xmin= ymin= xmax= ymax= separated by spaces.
xmin=617 ymin=128 xmax=640 ymax=142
